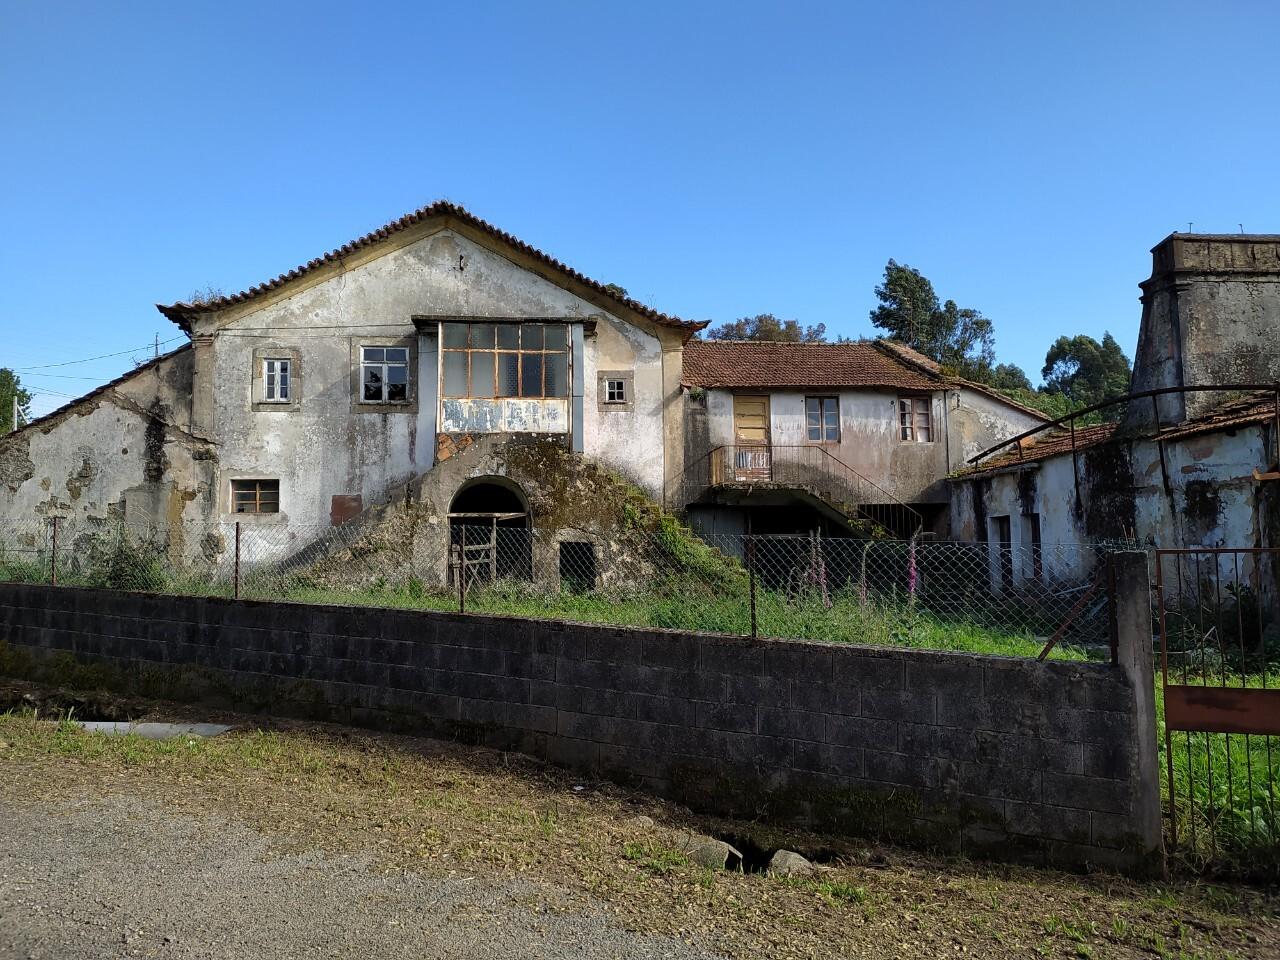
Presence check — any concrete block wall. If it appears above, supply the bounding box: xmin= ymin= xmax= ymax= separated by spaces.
xmin=0 ymin=555 xmax=1162 ymax=875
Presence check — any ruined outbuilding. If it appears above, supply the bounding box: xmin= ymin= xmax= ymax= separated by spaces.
xmin=951 ymin=233 xmax=1280 ymax=587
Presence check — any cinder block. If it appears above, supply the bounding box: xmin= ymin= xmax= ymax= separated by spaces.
xmin=1090 ymin=810 xmax=1141 ymax=849
xmin=759 ymin=706 xmax=825 ymax=742
xmin=724 ymin=674 xmax=791 ymax=708
xmin=556 ymin=710 xmax=615 ymax=742
xmin=766 ymin=644 xmax=833 ymax=683
xmin=460 ymin=698 xmax=557 ymax=734
xmin=1065 ymin=673 xmax=1134 ymax=713
xmin=905 ymin=657 xmax=983 ymax=697
xmin=831 ymin=650 xmax=906 ymax=690
xmin=826 ymin=715 xmax=897 ymax=751
xmin=505 ymin=652 xmax=556 ymax=681
xmin=641 ymin=633 xmax=701 ymax=671
xmin=553 ymin=683 xmax=632 ymax=718
xmin=632 ymin=694 xmax=695 ymax=727
xmin=936 ymin=693 xmax=1046 ymax=737
xmin=559 ymin=627 xmax=644 ymax=665
xmin=861 ymin=689 xmax=935 ymax=725
xmin=695 ymin=700 xmax=757 ymax=734
xmin=699 ymin=637 xmax=766 ymax=676
xmin=956 ymin=762 xmax=1042 ymax=802
xmin=792 ymin=681 xmax=859 ymax=716
xmin=792 ymin=741 xmax=863 ymax=778
xmin=1043 ymin=773 xmax=1131 ymax=814
xmin=546 ymin=735 xmax=601 ymax=773
xmin=1006 ymin=801 xmax=1091 ymax=843
xmin=864 ymin=750 xmax=939 ymax=789
xmin=1082 ymin=742 xmax=1133 ymax=781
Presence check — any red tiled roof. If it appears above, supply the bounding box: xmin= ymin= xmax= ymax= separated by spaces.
xmin=157 ymin=201 xmax=706 ymax=339
xmin=681 ymin=340 xmax=941 ymax=390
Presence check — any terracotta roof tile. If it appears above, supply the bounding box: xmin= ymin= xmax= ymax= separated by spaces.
xmin=681 ymin=340 xmax=941 ymax=391
xmin=157 ymin=201 xmax=705 ymax=339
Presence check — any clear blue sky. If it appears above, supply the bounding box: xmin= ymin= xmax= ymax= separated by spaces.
xmin=3 ymin=1 xmax=1278 ymax=417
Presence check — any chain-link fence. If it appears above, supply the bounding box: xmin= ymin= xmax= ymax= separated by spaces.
xmin=0 ymin=516 xmax=1118 ymax=659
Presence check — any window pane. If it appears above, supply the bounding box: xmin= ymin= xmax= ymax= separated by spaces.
xmin=471 ymin=351 xmax=496 ymax=396
xmin=521 ymin=323 xmax=544 ymax=350
xmin=363 ymin=347 xmax=385 ymax=363
xmin=387 ymin=382 xmax=407 ymax=402
xmin=806 ymin=397 xmax=818 ymax=417
xmin=363 ymin=366 xmax=382 ymax=401
xmin=544 ymin=324 xmax=566 ymax=351
xmin=497 ymin=353 xmax=519 ymax=396
xmin=544 ymin=353 xmax=566 ymax=397
xmin=387 ymin=365 xmax=408 ymax=387
xmin=497 ymin=324 xmax=520 ymax=349
xmin=520 ymin=353 xmax=543 ymax=397
xmin=469 ymin=323 xmax=496 ymax=349
xmin=443 ymin=324 xmax=467 ymax=348
xmin=808 ymin=424 xmax=821 ymax=441
xmin=385 ymin=347 xmax=408 ymax=363
xmin=279 ymin=371 xmax=289 ymax=398
xmin=443 ymin=352 xmax=467 ymax=397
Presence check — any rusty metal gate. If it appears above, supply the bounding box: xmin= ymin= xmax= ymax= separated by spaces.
xmin=1155 ymin=548 xmax=1280 ymax=869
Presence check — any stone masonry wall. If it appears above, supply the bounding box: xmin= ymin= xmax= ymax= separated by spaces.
xmin=0 ymin=561 xmax=1162 ymax=875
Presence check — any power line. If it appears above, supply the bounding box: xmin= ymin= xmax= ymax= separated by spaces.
xmin=12 ymin=335 xmax=186 ymax=372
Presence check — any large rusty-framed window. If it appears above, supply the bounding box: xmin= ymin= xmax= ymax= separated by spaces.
xmin=231 ymin=479 xmax=279 ymax=514
xmin=441 ymin=322 xmax=568 ymax=399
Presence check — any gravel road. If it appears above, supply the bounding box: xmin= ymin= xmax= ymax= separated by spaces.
xmin=0 ymin=795 xmax=723 ymax=960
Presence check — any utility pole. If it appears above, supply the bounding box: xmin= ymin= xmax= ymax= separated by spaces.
xmin=11 ymin=395 xmax=16 ymax=433
xmin=154 ymin=332 xmax=160 ymax=359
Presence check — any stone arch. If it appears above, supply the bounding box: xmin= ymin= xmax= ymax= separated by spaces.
xmin=447 ymin=476 xmax=532 ymax=583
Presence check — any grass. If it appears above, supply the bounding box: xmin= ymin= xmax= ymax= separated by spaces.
xmin=279 ymin=578 xmax=1089 ymax=661
xmin=1 ymin=691 xmax=1277 ymax=960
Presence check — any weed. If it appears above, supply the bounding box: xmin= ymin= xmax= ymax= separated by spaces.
xmin=622 ymin=841 xmax=689 ymax=876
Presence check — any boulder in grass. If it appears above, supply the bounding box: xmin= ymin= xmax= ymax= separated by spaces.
xmin=766 ymin=849 xmax=816 ymax=877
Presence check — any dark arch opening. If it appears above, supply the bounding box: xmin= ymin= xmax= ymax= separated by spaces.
xmin=448 ymin=479 xmax=532 ymax=584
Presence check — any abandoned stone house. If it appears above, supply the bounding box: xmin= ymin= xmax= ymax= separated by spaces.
xmin=677 ymin=339 xmax=1046 ymax=539
xmin=0 ymin=200 xmax=1042 ymax=586
xmin=950 ymin=233 xmax=1280 ymax=595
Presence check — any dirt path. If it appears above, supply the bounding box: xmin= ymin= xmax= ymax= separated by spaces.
xmin=0 ymin=794 xmax=721 ymax=960
xmin=0 ymin=684 xmax=1277 ymax=959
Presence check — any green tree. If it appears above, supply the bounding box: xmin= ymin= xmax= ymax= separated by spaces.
xmin=705 ymin=313 xmax=827 ymax=342
xmin=984 ymin=362 xmax=1033 ymax=393
xmin=869 ymin=260 xmax=994 ymax=377
xmin=1 ymin=369 xmax=32 ymax=432
xmin=1041 ymin=332 xmax=1132 ymax=412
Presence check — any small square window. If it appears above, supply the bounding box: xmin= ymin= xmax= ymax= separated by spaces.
xmin=263 ymin=358 xmax=291 ymax=402
xmin=231 ymin=479 xmax=279 ymax=514
xmin=605 ymin=379 xmax=627 ymax=403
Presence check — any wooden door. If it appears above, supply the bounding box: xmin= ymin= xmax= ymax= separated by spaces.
xmin=732 ymin=395 xmax=772 ymax=481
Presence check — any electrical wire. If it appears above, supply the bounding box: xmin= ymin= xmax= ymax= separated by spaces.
xmin=12 ymin=336 xmax=187 ymax=372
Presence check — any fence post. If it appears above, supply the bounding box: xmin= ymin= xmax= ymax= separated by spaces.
xmin=49 ymin=516 xmax=58 ymax=585
xmin=452 ymin=543 xmax=466 ymax=614
xmin=233 ymin=521 xmax=241 ymax=600
xmin=1111 ymin=550 xmax=1166 ymax=877
xmin=746 ymin=521 xmax=758 ymax=641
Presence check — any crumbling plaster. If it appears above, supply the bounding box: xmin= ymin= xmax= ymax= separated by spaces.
xmin=195 ymin=227 xmax=674 ymax=545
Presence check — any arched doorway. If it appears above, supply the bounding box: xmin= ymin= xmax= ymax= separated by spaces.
xmin=448 ymin=478 xmax=532 ymax=584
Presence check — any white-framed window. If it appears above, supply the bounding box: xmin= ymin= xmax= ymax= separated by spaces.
xmin=361 ymin=346 xmax=410 ymax=403
xmin=263 ymin=358 xmax=291 ymax=402
xmin=899 ymin=397 xmax=932 ymax=442
xmin=231 ymin=478 xmax=280 ymax=514
xmin=604 ymin=378 xmax=627 ymax=404
xmin=805 ymin=396 xmax=839 ymax=442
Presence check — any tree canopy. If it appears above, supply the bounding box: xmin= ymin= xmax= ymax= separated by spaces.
xmin=1 ymin=369 xmax=33 ymax=432
xmin=705 ymin=313 xmax=827 ymax=342
xmin=1041 ymin=333 xmax=1132 ymax=411
xmin=869 ymin=260 xmax=994 ymax=380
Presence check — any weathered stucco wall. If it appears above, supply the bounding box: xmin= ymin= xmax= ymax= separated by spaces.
xmin=0 ymin=349 xmax=215 ymax=543
xmin=1129 ymin=235 xmax=1280 ymax=427
xmin=198 ymin=227 xmax=671 ymax=545
xmin=701 ymin=386 xmax=1041 ymax=506
xmin=950 ymin=423 xmax=1274 ymax=587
